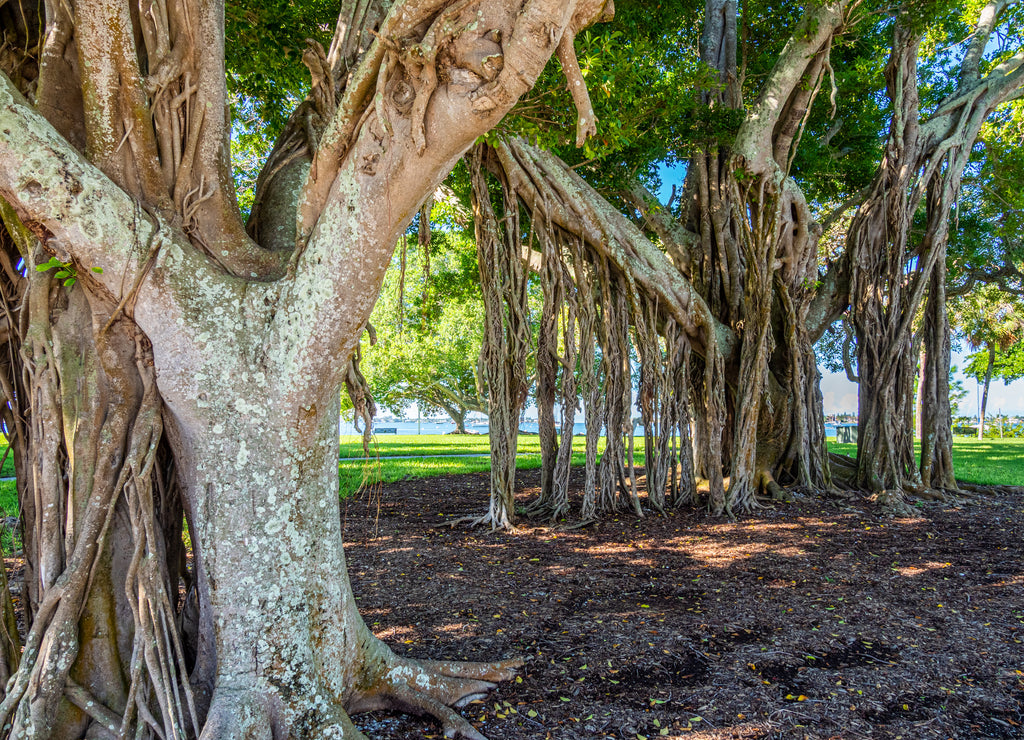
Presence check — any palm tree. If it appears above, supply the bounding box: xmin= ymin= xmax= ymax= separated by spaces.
xmin=953 ymin=286 xmax=1024 ymax=438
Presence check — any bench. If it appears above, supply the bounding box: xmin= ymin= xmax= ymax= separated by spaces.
xmin=376 ymin=427 xmax=397 ymax=434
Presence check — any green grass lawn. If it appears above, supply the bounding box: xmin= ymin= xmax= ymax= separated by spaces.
xmin=0 ymin=436 xmax=1017 ymax=524
xmin=338 ymin=435 xmax=623 ymax=498
xmin=344 ymin=434 xmax=1024 ymax=496
xmin=0 ymin=479 xmax=17 ymax=553
xmin=0 ymin=449 xmax=14 ymax=479
xmin=339 ymin=434 xmax=558 ymax=458
xmin=828 ymin=437 xmax=1024 ymax=486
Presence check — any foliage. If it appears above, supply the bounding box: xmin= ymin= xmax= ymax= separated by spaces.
xmin=815 ymin=319 xmax=851 ymax=376
xmin=224 ymin=0 xmax=336 ymax=136
xmin=790 ymin=8 xmax=890 ymax=204
xmin=498 ymin=0 xmax=713 ymax=190
xmin=953 ymin=285 xmax=1024 ymax=369
xmin=223 ymin=0 xmax=340 ymax=215
xmin=359 ymin=226 xmax=487 ymax=428
xmin=34 ymin=255 xmax=102 ymax=289
xmin=964 ymin=342 xmax=1024 ymax=384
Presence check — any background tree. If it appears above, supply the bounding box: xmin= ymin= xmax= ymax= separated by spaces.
xmin=956 ymin=286 xmax=1024 ymax=435
xmin=361 ymin=219 xmax=488 ymax=433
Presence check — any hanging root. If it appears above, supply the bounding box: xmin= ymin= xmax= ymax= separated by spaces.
xmin=351 ymin=654 xmax=523 ymax=740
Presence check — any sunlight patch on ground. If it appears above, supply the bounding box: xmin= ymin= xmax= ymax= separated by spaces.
xmin=895 ymin=562 xmax=951 ymax=577
xmin=684 ymin=541 xmax=812 ymax=567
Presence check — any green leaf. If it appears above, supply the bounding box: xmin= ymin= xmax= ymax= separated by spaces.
xmin=91 ymin=266 xmax=104 ymax=273
xmin=36 ymin=257 xmax=63 ymax=272
xmin=63 ymin=278 xmax=76 ymax=288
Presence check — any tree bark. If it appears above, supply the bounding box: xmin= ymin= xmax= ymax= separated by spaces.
xmin=0 ymin=0 xmax=609 ymax=735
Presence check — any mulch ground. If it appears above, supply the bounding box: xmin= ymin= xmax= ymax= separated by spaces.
xmin=342 ymin=468 xmax=1024 ymax=740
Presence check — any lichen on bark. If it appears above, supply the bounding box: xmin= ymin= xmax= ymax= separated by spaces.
xmin=0 ymin=0 xmax=613 ymax=736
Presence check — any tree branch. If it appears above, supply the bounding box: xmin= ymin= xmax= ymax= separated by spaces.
xmin=733 ymin=1 xmax=846 ymax=170
xmin=818 ymin=187 xmax=869 ymax=235
xmin=622 ymin=181 xmax=697 ymax=273
xmin=960 ymin=0 xmax=1010 ymax=83
xmin=275 ymin=0 xmax=608 ymax=387
xmin=0 ymin=72 xmax=245 ymax=355
xmin=492 ymin=138 xmax=738 ymax=363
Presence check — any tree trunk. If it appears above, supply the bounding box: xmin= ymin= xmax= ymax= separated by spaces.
xmin=452 ymin=409 xmax=467 ymax=435
xmin=847 ymin=4 xmax=1024 ymax=505
xmin=168 ymin=383 xmax=517 ymax=738
xmin=680 ymin=0 xmax=845 ymax=513
xmin=0 ymin=0 xmax=611 ymax=735
xmin=919 ymin=252 xmax=957 ymax=492
xmin=979 ymin=343 xmax=995 ymax=439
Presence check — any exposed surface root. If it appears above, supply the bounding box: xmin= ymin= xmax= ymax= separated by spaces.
xmin=762 ymin=472 xmax=792 ymax=503
xmin=869 ymin=489 xmax=918 ymax=517
xmin=960 ymin=482 xmax=1024 ymax=497
xmin=443 ymin=513 xmax=517 ymax=533
xmin=917 ymin=487 xmax=952 ymax=502
xmin=523 ymin=498 xmax=569 ymax=523
xmin=352 ymin=655 xmax=523 ymax=740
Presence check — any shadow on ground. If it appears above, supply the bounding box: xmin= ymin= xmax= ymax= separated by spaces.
xmin=343 ymin=468 xmax=1024 ymax=740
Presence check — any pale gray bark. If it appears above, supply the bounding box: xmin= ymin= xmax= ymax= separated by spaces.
xmin=0 ymin=0 xmax=608 ymax=736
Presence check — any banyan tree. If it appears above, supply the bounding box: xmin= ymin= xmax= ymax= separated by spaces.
xmin=0 ymin=0 xmax=615 ymax=736
xmin=464 ymin=0 xmax=1024 ymax=528
xmin=0 ymin=0 xmax=1020 ymax=736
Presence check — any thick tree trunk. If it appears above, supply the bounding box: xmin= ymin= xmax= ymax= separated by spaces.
xmin=168 ymin=383 xmax=513 ymax=738
xmin=679 ymin=0 xmax=844 ymax=513
xmin=0 ymin=1 xmax=610 ymax=736
xmin=452 ymin=409 xmax=467 ymax=434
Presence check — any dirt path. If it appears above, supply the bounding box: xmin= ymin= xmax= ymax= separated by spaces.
xmin=343 ymin=469 xmax=1024 ymax=739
